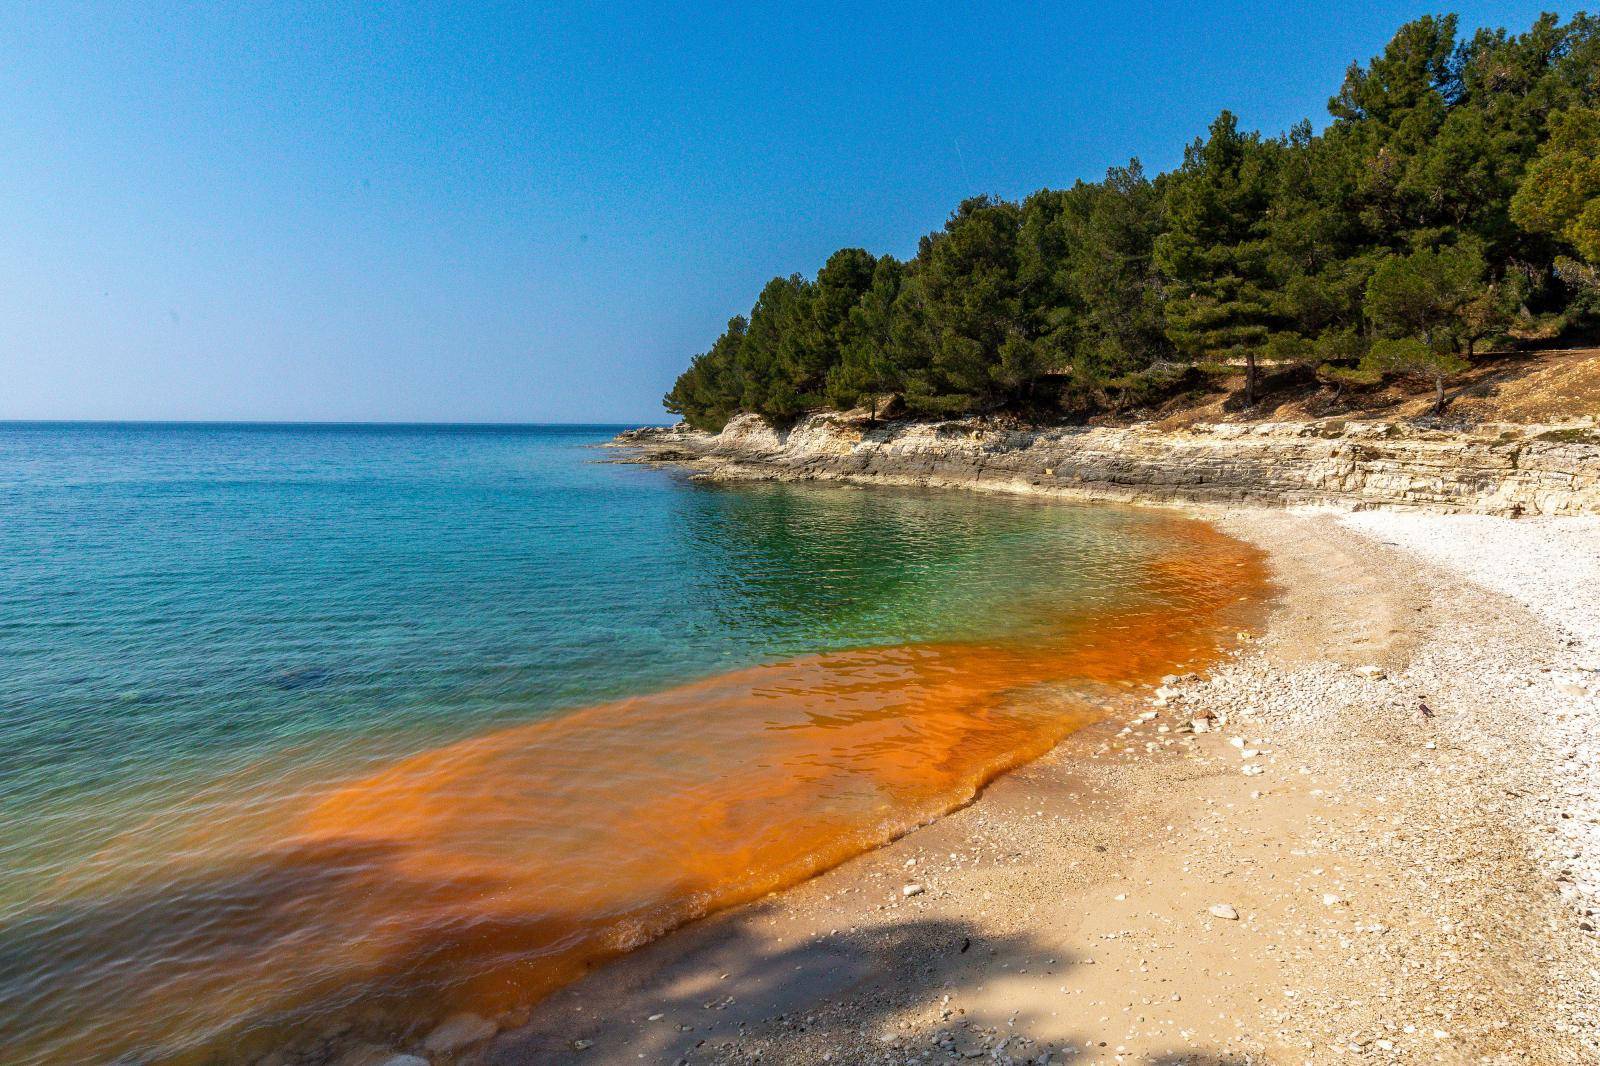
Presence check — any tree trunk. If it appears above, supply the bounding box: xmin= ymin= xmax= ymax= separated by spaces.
xmin=1434 ymin=376 xmax=1445 ymax=416
xmin=1245 ymin=350 xmax=1257 ymax=408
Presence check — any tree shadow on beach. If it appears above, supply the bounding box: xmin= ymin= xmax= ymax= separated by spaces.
xmin=485 ymin=909 xmax=1052 ymax=1065
xmin=484 ymin=903 xmax=1248 ymax=1066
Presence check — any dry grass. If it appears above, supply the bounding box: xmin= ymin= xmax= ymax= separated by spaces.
xmin=1136 ymin=347 xmax=1600 ymax=429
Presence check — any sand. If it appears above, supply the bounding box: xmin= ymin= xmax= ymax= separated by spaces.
xmin=465 ymin=508 xmax=1599 ymax=1066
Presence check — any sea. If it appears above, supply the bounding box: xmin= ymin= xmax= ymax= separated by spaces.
xmin=0 ymin=421 xmax=1264 ymax=1064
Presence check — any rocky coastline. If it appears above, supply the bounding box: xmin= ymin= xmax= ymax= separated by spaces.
xmin=609 ymin=411 xmax=1600 ymax=517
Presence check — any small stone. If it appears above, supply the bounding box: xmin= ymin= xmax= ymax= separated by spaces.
xmin=571 ymin=1039 xmax=594 ymax=1051
xmin=1209 ymin=903 xmax=1240 ymax=921
xmin=1242 ymin=765 xmax=1265 ymax=776
xmin=422 ymin=1012 xmax=497 ymax=1054
xmin=1322 ymin=893 xmax=1345 ymax=907
xmin=1354 ymin=665 xmax=1386 ymax=681
xmin=903 ymin=883 xmax=925 ymax=897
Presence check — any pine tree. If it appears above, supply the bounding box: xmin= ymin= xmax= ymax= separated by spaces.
xmin=1156 ymin=112 xmax=1281 ymax=406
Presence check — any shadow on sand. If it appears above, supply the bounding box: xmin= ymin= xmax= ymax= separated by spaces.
xmin=487 ymin=904 xmax=1250 ymax=1066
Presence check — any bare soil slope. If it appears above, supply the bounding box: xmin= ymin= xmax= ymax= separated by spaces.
xmin=1146 ymin=347 xmax=1600 ymax=430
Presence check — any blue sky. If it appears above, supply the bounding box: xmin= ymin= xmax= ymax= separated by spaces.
xmin=0 ymin=2 xmax=1561 ymax=423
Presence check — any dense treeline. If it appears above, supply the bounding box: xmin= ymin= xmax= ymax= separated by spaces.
xmin=666 ymin=13 xmax=1600 ymax=430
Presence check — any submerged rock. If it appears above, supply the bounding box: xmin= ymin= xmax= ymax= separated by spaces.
xmin=422 ymin=1012 xmax=496 ymax=1054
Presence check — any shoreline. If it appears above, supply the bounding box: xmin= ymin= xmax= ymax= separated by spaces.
xmin=468 ymin=503 xmax=1600 ymax=1065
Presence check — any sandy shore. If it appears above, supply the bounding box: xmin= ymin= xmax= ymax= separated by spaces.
xmin=468 ymin=507 xmax=1599 ymax=1066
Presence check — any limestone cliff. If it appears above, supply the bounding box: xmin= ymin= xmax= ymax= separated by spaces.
xmin=610 ymin=412 xmax=1600 ymax=516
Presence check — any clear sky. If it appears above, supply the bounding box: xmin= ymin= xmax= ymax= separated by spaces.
xmin=0 ymin=2 xmax=1562 ymax=424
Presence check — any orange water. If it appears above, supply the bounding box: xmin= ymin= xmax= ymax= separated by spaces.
xmin=5 ymin=516 xmax=1265 ymax=1064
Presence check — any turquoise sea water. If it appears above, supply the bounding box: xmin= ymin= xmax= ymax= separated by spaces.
xmin=0 ymin=422 xmax=1250 ymax=1064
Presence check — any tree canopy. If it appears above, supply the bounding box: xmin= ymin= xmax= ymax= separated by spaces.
xmin=667 ymin=12 xmax=1600 ymax=430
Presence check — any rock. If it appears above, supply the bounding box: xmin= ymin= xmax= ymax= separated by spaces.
xmin=1242 ymin=764 xmax=1265 ymax=776
xmin=1558 ymin=682 xmax=1590 ymax=698
xmin=1354 ymin=665 xmax=1387 ymax=680
xmin=571 ymin=1039 xmax=594 ymax=1051
xmin=422 ymin=1012 xmax=497 ymax=1054
xmin=628 ymin=413 xmax=1600 ymax=519
xmin=1322 ymin=893 xmax=1346 ymax=907
xmin=1209 ymin=903 xmax=1240 ymax=921
xmin=1190 ymin=717 xmax=1212 ymax=734
xmin=903 ymin=883 xmax=925 ymax=897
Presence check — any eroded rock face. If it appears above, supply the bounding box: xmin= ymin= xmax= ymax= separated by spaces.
xmin=615 ymin=412 xmax=1600 ymax=517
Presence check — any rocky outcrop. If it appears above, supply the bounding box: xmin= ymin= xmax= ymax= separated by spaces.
xmin=610 ymin=412 xmax=1600 ymax=516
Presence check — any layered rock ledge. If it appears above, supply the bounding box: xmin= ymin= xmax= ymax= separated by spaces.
xmin=610 ymin=412 xmax=1600 ymax=516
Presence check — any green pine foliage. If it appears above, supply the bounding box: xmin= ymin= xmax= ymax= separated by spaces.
xmin=1512 ymin=107 xmax=1600 ymax=263
xmin=665 ymin=12 xmax=1600 ymax=431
